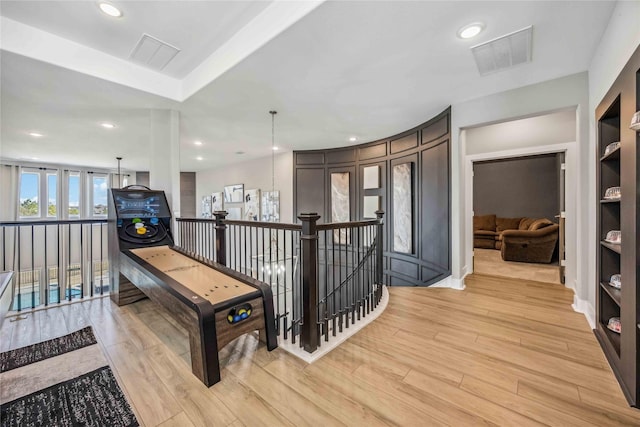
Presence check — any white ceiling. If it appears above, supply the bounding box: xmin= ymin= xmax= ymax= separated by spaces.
xmin=0 ymin=1 xmax=616 ymax=172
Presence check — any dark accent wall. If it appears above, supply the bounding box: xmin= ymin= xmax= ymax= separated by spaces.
xmin=293 ymin=108 xmax=451 ymax=286
xmin=180 ymin=172 xmax=196 ymax=218
xmin=135 ymin=171 xmax=196 ymax=217
xmin=473 ymin=154 xmax=560 ymax=221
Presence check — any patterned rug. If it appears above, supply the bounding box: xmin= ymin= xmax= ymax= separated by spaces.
xmin=0 ymin=327 xmax=138 ymax=427
xmin=0 ymin=326 xmax=96 ymax=372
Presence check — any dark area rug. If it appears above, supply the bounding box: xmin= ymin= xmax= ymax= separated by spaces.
xmin=1 ymin=366 xmax=138 ymax=427
xmin=1 ymin=326 xmax=96 ymax=372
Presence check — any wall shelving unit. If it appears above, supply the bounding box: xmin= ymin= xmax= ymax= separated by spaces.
xmin=594 ymin=45 xmax=640 ymax=407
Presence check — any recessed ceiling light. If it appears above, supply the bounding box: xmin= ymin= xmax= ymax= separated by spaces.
xmin=349 ymin=136 xmax=357 ymax=142
xmin=28 ymin=132 xmax=43 ymax=137
xmin=196 ymin=156 xmax=203 ymax=161
xmin=99 ymin=2 xmax=122 ymax=18
xmin=272 ymin=146 xmax=279 ymax=151
xmin=30 ymin=157 xmax=39 ymax=160
xmin=458 ymin=22 xmax=485 ymax=39
xmin=101 ymin=122 xmax=115 ymax=129
xmin=194 ymin=140 xmax=203 ymax=146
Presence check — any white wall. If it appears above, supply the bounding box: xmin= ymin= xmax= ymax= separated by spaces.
xmin=450 ymin=72 xmax=590 ymax=312
xmin=465 ymin=109 xmax=576 ymax=155
xmin=196 ymin=151 xmax=294 ymax=223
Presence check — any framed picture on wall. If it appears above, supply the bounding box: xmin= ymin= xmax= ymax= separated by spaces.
xmin=261 ymin=191 xmax=280 ymax=222
xmin=224 ymin=184 xmax=244 ymax=203
xmin=393 ymin=162 xmax=413 ymax=253
xmin=211 ymin=191 xmax=223 ymax=212
xmin=244 ymin=189 xmax=260 ymax=221
xmin=331 ymin=172 xmax=350 ymax=244
xmin=363 ymin=165 xmax=380 ymax=189
xmin=226 ymin=207 xmax=242 ymax=220
xmin=201 ymin=196 xmax=212 ymax=218
xmin=363 ymin=196 xmax=379 ymax=219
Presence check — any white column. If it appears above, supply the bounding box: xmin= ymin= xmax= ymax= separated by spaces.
xmin=149 ymin=109 xmax=181 ymax=218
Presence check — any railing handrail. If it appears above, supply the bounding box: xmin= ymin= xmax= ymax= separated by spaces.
xmin=176 ymin=217 xmax=379 ymax=231
xmin=175 ymin=218 xmax=217 ymax=224
xmin=0 ymin=219 xmax=108 ymax=226
xmin=316 ymin=219 xmax=378 ymax=230
xmin=318 ymin=241 xmax=376 ymax=305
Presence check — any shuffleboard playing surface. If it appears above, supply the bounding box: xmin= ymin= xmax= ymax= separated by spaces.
xmin=130 ymin=245 xmax=256 ymax=304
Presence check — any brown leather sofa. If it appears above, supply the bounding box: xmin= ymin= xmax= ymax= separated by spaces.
xmin=473 ymin=214 xmax=559 ymax=263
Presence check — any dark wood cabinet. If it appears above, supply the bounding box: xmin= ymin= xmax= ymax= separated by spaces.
xmin=595 ymin=45 xmax=640 ymax=406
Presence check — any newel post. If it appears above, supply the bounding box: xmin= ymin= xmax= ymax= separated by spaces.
xmin=375 ymin=210 xmax=385 ymax=295
xmin=298 ymin=212 xmax=321 ymax=353
xmin=213 ymin=211 xmax=228 ymax=266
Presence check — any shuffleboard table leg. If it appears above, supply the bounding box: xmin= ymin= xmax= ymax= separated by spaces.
xmin=190 ymin=315 xmax=221 ymax=387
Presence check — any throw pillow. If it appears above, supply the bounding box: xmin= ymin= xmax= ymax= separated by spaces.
xmin=473 ymin=214 xmax=496 ymax=231
xmin=528 ymin=218 xmax=554 ymax=231
xmin=519 ymin=217 xmax=537 ymax=230
xmin=496 ymin=217 xmax=522 ymax=232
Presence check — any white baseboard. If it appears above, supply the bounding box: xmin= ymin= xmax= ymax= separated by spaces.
xmin=429 ymin=274 xmax=466 ymax=290
xmin=572 ymin=295 xmax=595 ymax=330
xmin=277 ymin=285 xmax=390 ymax=363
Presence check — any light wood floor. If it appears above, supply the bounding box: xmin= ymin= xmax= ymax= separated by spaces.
xmin=474 ymin=248 xmax=561 ymax=284
xmin=2 ymin=274 xmax=638 ymax=426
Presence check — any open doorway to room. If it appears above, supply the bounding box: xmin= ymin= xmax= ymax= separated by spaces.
xmin=471 ymin=153 xmax=564 ymax=284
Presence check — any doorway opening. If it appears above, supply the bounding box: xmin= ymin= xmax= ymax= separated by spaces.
xmin=471 ymin=153 xmax=565 ymax=284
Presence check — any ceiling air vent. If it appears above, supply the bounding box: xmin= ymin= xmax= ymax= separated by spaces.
xmin=471 ymin=26 xmax=533 ymax=76
xmin=129 ymin=34 xmax=180 ymax=71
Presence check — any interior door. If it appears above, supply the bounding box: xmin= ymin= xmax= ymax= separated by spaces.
xmin=557 ymin=152 xmax=566 ymax=284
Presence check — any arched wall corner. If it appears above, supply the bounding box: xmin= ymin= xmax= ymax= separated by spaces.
xmin=293 ymin=108 xmax=452 ymax=287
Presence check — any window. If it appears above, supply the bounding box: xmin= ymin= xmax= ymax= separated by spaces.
xmin=47 ymin=173 xmax=57 ymax=217
xmin=91 ymin=174 xmax=108 ymax=216
xmin=19 ymin=170 xmax=40 ymax=218
xmin=68 ymin=172 xmax=80 ymax=217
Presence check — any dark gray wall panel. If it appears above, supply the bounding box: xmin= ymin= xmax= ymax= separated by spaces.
xmin=326 ymin=149 xmax=356 ymax=164
xmin=420 ymin=141 xmax=450 ymax=273
xmin=358 ymin=143 xmax=387 ymax=160
xmin=390 ymin=133 xmax=418 ymax=154
xmin=296 ymin=152 xmax=325 ymax=165
xmin=296 ymin=168 xmax=325 ymax=219
xmin=136 ymin=171 xmax=150 ymax=187
xmin=473 ymin=154 xmax=559 ymax=221
xmin=422 ymin=115 xmax=448 ymax=144
xmin=180 ymin=172 xmax=196 ymax=218
xmin=390 ymin=257 xmax=419 ymax=278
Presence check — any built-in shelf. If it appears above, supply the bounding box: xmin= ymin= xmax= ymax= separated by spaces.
xmin=595 ymin=46 xmax=640 ymax=407
xmin=600 ymin=281 xmax=622 ymax=307
xmin=604 ymin=324 xmax=622 ymax=349
xmin=600 ymin=146 xmax=621 ymax=161
xmin=601 ymin=241 xmax=622 ymax=254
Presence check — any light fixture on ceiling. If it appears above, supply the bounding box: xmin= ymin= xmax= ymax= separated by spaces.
xmin=196 ymin=156 xmax=203 ymax=161
xmin=99 ymin=2 xmax=122 ymax=18
xmin=194 ymin=140 xmax=203 ymax=146
xmin=28 ymin=132 xmax=43 ymax=137
xmin=272 ymin=146 xmax=279 ymax=151
xmin=458 ymin=22 xmax=485 ymax=39
xmin=349 ymin=136 xmax=357 ymax=142
xmin=101 ymin=122 xmax=116 ymax=129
